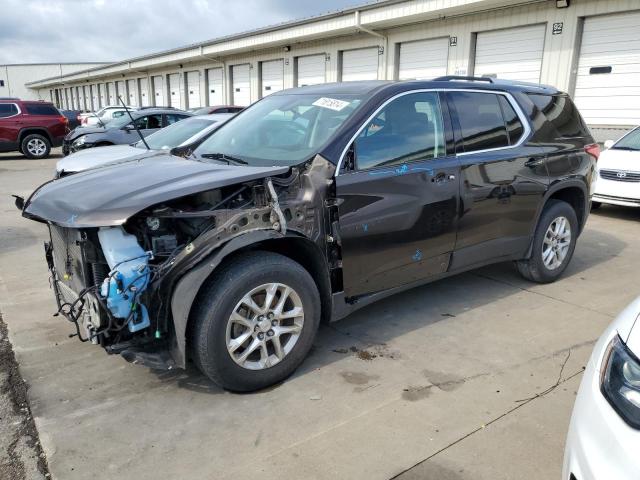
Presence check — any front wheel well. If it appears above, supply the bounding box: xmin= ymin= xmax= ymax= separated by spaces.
xmin=224 ymin=238 xmax=333 ymax=324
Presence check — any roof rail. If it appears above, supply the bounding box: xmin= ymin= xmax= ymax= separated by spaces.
xmin=433 ymin=75 xmax=495 ymax=83
xmin=0 ymin=97 xmax=21 ymax=100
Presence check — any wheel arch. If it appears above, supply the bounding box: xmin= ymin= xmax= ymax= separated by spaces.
xmin=19 ymin=127 xmax=52 ymax=144
xmin=525 ymin=180 xmax=588 ymax=258
xmin=169 ymin=231 xmax=331 ymax=368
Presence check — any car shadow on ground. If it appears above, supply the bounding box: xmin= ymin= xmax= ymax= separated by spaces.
xmin=150 ymin=225 xmax=627 ymax=395
xmin=590 ymin=204 xmax=640 ymax=222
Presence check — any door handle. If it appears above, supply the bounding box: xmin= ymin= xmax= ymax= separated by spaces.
xmin=432 ymin=172 xmax=456 ymax=183
xmin=525 ymin=157 xmax=544 ymax=168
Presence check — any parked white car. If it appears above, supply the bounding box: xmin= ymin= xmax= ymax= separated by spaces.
xmin=79 ymin=105 xmax=138 ymax=127
xmin=56 ymin=113 xmax=234 ymax=176
xmin=563 ymin=296 xmax=640 ymax=480
xmin=592 ymin=127 xmax=640 ymax=209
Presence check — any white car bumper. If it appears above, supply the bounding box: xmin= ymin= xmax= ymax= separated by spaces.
xmin=593 ymin=172 xmax=640 ymax=207
xmin=563 ymin=329 xmax=640 ymax=480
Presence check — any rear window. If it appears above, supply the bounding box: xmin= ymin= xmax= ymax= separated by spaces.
xmin=0 ymin=103 xmax=19 ymax=118
xmin=449 ymin=92 xmax=510 ymax=152
xmin=24 ymin=103 xmax=60 ymax=116
xmin=526 ymin=94 xmax=590 ymax=139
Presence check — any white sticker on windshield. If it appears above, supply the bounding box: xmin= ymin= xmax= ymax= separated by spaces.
xmin=312 ymin=97 xmax=350 ymax=111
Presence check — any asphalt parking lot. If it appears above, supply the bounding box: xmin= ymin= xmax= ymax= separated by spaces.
xmin=1 ymin=149 xmax=639 ymax=480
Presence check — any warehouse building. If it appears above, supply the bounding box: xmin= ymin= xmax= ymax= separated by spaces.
xmin=25 ymin=0 xmax=640 ymax=140
xmin=1 ymin=63 xmax=109 ymax=101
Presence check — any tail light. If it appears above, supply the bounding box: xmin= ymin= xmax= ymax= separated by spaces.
xmin=585 ymin=143 xmax=600 ymax=161
xmin=58 ymin=115 xmax=68 ymax=125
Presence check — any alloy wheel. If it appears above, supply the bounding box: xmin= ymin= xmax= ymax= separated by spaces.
xmin=27 ymin=138 xmax=47 ymax=157
xmin=225 ymin=283 xmax=304 ymax=370
xmin=542 ymin=216 xmax=571 ymax=270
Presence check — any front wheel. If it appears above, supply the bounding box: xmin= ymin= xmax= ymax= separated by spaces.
xmin=191 ymin=252 xmax=320 ymax=392
xmin=517 ymin=199 xmax=578 ymax=283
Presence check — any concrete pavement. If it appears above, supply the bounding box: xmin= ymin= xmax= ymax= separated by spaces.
xmin=1 ymin=150 xmax=638 ymax=479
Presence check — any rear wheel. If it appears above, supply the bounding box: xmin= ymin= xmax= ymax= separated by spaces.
xmin=517 ymin=200 xmax=578 ymax=283
xmin=191 ymin=252 xmax=320 ymax=392
xmin=21 ymin=134 xmax=51 ymax=159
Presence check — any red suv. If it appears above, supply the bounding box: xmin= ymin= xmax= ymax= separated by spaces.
xmin=0 ymin=98 xmax=68 ymax=159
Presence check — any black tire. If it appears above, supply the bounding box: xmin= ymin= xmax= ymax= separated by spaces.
xmin=516 ymin=199 xmax=578 ymax=283
xmin=191 ymin=251 xmax=320 ymax=392
xmin=21 ymin=134 xmax=51 ymax=159
xmin=591 ymin=201 xmax=602 ymax=210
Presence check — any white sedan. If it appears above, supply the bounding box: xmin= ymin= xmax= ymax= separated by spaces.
xmin=593 ymin=127 xmax=640 ymax=209
xmin=563 ymin=297 xmax=640 ymax=480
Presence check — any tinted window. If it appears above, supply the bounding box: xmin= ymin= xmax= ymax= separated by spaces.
xmin=133 ymin=114 xmax=162 ymax=129
xmin=527 ymin=94 xmax=590 ymax=139
xmin=25 ymin=103 xmax=59 ymax=116
xmin=0 ymin=103 xmax=19 ymax=118
xmin=355 ymin=92 xmax=445 ymax=170
xmin=498 ymin=96 xmax=524 ymax=145
xmin=449 ymin=92 xmax=509 ymax=152
xmin=166 ymin=114 xmax=189 ymax=125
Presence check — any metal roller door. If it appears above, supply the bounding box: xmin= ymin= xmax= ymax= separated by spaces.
xmin=98 ymin=84 xmax=105 ymax=108
xmin=83 ymin=86 xmax=91 ymax=110
xmin=186 ymin=71 xmax=201 ymax=108
xmin=398 ymin=38 xmax=449 ymax=80
xmin=261 ymin=59 xmax=284 ymax=97
xmin=231 ymin=64 xmax=251 ymax=106
xmin=91 ymin=85 xmax=99 ymax=110
xmin=341 ymin=48 xmax=379 ymax=81
xmin=127 ymin=79 xmax=138 ymax=106
xmin=573 ymin=12 xmax=640 ymax=126
xmin=139 ymin=78 xmax=150 ymax=106
xmin=206 ymin=68 xmax=223 ymax=105
xmin=152 ymin=76 xmax=164 ymax=106
xmin=168 ymin=73 xmax=182 ymax=108
xmin=77 ymin=87 xmax=83 ymax=109
xmin=107 ymin=82 xmax=115 ymax=105
xmin=473 ymin=24 xmax=546 ymax=83
xmin=296 ymin=54 xmax=326 ymax=87
xmin=116 ymin=81 xmax=125 ymax=103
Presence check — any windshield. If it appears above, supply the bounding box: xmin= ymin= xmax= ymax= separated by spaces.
xmin=136 ymin=118 xmax=215 ymax=150
xmin=613 ymin=128 xmax=640 ymax=151
xmin=194 ymin=93 xmax=363 ymax=166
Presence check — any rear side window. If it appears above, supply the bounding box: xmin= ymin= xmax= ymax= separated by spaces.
xmin=498 ymin=96 xmax=524 ymax=145
xmin=526 ymin=94 xmax=589 ymax=139
xmin=0 ymin=103 xmax=19 ymax=118
xmin=166 ymin=114 xmax=190 ymax=125
xmin=24 ymin=103 xmax=59 ymax=116
xmin=449 ymin=92 xmax=510 ymax=152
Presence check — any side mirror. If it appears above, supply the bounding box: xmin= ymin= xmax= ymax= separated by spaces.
xmin=123 ymin=125 xmax=134 ymax=132
xmin=603 ymin=140 xmax=615 ymax=149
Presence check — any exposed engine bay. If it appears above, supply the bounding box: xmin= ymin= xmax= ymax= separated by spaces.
xmin=35 ymin=155 xmax=337 ymax=370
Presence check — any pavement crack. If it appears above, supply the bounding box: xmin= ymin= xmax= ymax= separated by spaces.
xmin=389 ymin=352 xmax=585 ymax=480
xmin=469 ymin=272 xmax=614 ymax=318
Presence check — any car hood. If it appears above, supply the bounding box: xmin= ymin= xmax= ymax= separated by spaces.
xmin=23 ymin=152 xmax=289 ymax=228
xmin=598 ymin=149 xmax=640 ymax=172
xmin=56 ymin=144 xmax=148 ymax=173
xmin=66 ymin=126 xmax=107 ymax=140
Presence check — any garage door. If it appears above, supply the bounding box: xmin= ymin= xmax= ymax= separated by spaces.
xmin=341 ymin=48 xmax=379 ymax=81
xmin=186 ymin=71 xmax=201 ymax=108
xmin=168 ymin=73 xmax=182 ymax=108
xmin=474 ymin=24 xmax=546 ymax=83
xmin=261 ymin=59 xmax=284 ymax=98
xmin=573 ymin=12 xmax=640 ymax=126
xmin=152 ymin=76 xmax=164 ymax=106
xmin=77 ymin=87 xmax=83 ymax=109
xmin=398 ymin=37 xmax=449 ymax=80
xmin=83 ymin=86 xmax=91 ymax=110
xmin=139 ymin=78 xmax=150 ymax=107
xmin=116 ymin=81 xmax=125 ymax=104
xmin=91 ymin=85 xmax=99 ymax=110
xmin=297 ymin=54 xmax=326 ymax=87
xmin=232 ymin=64 xmax=251 ymax=106
xmin=98 ymin=84 xmax=105 ymax=108
xmin=127 ymin=79 xmax=138 ymax=106
xmin=206 ymin=68 xmax=224 ymax=105
xmin=107 ymin=82 xmax=116 ymax=105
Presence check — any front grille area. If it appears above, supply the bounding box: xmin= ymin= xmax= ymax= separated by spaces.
xmin=49 ymin=225 xmax=89 ymax=296
xmin=599 ymin=169 xmax=640 ymax=182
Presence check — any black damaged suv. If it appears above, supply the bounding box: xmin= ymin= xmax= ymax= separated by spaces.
xmin=21 ymin=77 xmax=598 ymax=391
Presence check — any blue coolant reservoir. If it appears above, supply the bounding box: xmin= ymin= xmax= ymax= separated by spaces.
xmin=98 ymin=227 xmax=150 ymax=332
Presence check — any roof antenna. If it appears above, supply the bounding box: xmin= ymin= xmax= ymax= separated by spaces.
xmin=118 ymin=95 xmax=150 ymax=150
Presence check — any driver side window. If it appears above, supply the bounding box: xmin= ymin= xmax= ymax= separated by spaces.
xmin=355 ymin=92 xmax=445 ymax=171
